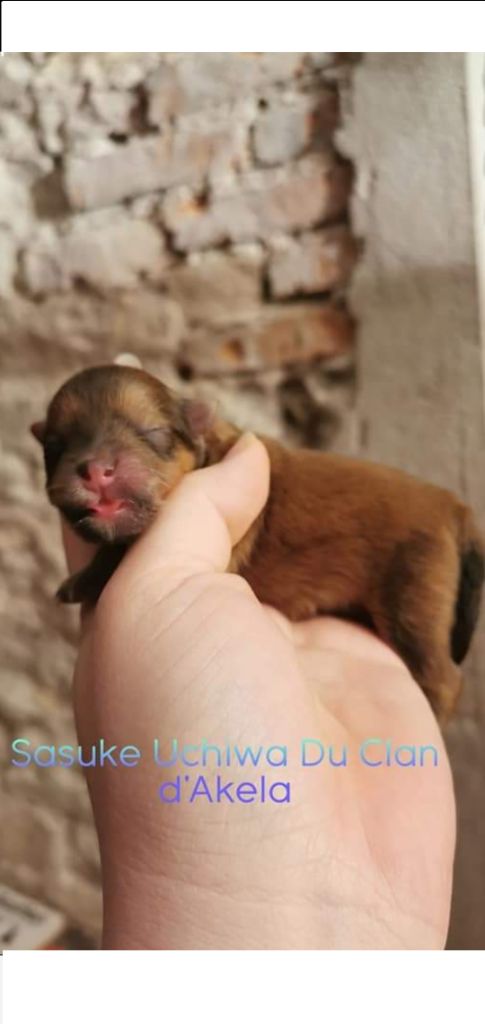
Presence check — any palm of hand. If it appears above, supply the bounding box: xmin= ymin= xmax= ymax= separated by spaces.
xmin=74 ymin=566 xmax=454 ymax=950
xmin=66 ymin=436 xmax=454 ymax=949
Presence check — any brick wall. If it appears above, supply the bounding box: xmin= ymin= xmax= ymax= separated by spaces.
xmin=0 ymin=52 xmax=357 ymax=940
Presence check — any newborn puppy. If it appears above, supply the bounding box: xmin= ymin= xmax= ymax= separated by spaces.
xmin=32 ymin=364 xmax=484 ymax=722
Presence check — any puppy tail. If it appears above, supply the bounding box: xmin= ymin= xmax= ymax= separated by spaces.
xmin=451 ymin=507 xmax=485 ymax=664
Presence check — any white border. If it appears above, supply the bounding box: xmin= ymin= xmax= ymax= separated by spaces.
xmin=466 ymin=53 xmax=485 ymax=408
xmin=3 ymin=950 xmax=485 ymax=1023
xmin=3 ymin=3 xmax=485 ymax=54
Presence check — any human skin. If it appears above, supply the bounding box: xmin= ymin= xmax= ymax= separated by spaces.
xmin=62 ymin=433 xmax=456 ymax=950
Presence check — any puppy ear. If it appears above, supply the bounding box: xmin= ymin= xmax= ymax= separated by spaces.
xmin=114 ymin=352 xmax=143 ymax=369
xmin=182 ymin=398 xmax=215 ymax=437
xmin=180 ymin=397 xmax=216 ymax=467
xmin=30 ymin=420 xmax=46 ymax=444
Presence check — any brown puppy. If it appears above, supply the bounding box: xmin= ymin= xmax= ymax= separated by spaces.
xmin=32 ymin=364 xmax=484 ymax=722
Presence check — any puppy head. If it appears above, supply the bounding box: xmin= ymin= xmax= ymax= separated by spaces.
xmin=31 ymin=365 xmax=213 ymax=544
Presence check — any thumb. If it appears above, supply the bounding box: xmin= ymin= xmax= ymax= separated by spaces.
xmin=116 ymin=432 xmax=270 ymax=594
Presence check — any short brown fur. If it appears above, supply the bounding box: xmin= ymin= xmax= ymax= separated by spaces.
xmin=33 ymin=365 xmax=485 ymax=723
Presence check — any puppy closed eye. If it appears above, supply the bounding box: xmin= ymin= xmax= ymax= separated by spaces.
xmin=138 ymin=426 xmax=173 ymax=455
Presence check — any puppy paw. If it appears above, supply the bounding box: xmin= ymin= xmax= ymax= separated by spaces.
xmin=56 ymin=573 xmax=85 ymax=604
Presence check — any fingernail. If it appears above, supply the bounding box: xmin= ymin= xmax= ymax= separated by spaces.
xmin=223 ymin=432 xmax=258 ymax=461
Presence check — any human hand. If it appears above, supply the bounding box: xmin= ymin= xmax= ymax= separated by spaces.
xmin=63 ymin=434 xmax=455 ymax=950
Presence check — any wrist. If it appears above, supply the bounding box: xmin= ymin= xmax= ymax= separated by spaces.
xmin=101 ymin=861 xmax=325 ymax=950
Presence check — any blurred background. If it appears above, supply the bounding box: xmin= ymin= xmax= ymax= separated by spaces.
xmin=0 ymin=52 xmax=484 ymax=949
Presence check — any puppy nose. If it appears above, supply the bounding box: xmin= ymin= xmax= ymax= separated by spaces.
xmin=77 ymin=459 xmax=116 ymax=487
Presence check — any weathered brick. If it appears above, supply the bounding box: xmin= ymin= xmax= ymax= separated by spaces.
xmin=277 ymin=376 xmax=343 ymax=449
xmin=89 ymin=89 xmax=134 ymax=133
xmin=64 ymin=122 xmax=248 ymax=210
xmin=64 ymin=128 xmax=117 ymax=161
xmin=253 ymin=90 xmax=338 ymax=166
xmin=192 ymin=376 xmax=288 ymax=439
xmin=22 ymin=214 xmax=166 ymax=294
xmin=0 ymin=51 xmax=356 ymax=948
xmin=252 ymin=304 xmax=353 ymax=370
xmin=162 ymin=156 xmax=351 ymax=250
xmin=49 ymin=871 xmax=102 ymax=936
xmin=27 ymin=53 xmax=48 ymax=68
xmin=44 ymin=88 xmax=133 ymax=158
xmin=34 ymin=85 xmax=85 ymax=155
xmin=0 ymin=797 xmax=64 ymax=878
xmin=0 ymin=111 xmax=52 ymax=175
xmin=0 ymin=669 xmax=47 ymax=723
xmin=0 ymin=229 xmax=17 ymax=296
xmin=177 ymin=303 xmax=353 ymax=376
xmin=0 ymin=160 xmax=35 ymax=243
xmin=2 ymin=445 xmax=42 ymax=506
xmin=147 ymin=52 xmax=306 ymax=120
xmin=306 ymin=53 xmax=338 ymax=70
xmin=0 ymin=721 xmax=10 ymax=763
xmin=32 ymin=52 xmax=77 ymax=88
xmin=78 ymin=52 xmax=163 ymax=90
xmin=0 ymin=55 xmax=35 ymax=116
xmin=166 ymin=248 xmax=263 ymax=322
xmin=30 ymin=56 xmax=87 ymax=155
xmin=64 ymin=137 xmax=167 ymax=209
xmin=254 ymin=99 xmax=311 ymax=166
xmin=0 ymin=290 xmax=185 ymax=370
xmin=268 ymin=226 xmax=358 ymax=297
